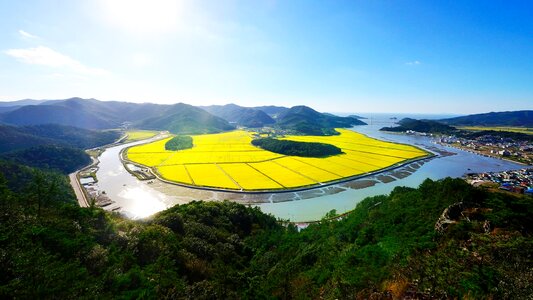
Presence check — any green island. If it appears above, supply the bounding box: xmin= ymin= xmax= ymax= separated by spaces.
xmin=251 ymin=137 xmax=342 ymax=157
xmin=164 ymin=135 xmax=193 ymax=151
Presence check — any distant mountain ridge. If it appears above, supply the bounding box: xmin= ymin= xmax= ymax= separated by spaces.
xmin=276 ymin=105 xmax=366 ymax=135
xmin=0 ymin=98 xmax=367 ymax=135
xmin=439 ymin=110 xmax=533 ymax=127
xmin=0 ymin=98 xmax=235 ymax=134
xmin=253 ymin=105 xmax=289 ymax=118
xmin=200 ymin=104 xmax=275 ymax=127
xmin=0 ymin=99 xmax=50 ymax=107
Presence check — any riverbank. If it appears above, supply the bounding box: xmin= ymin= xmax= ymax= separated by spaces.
xmin=83 ymin=124 xmax=524 ymax=221
xmin=437 ymin=141 xmax=531 ymax=166
xmin=119 ymin=129 xmax=435 ymax=195
xmin=68 ymin=132 xmax=169 ymax=211
xmin=122 ymin=150 xmax=436 ymax=197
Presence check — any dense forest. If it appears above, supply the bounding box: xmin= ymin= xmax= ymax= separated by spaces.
xmin=165 ymin=135 xmax=193 ymax=151
xmin=0 ymin=124 xmax=121 ymax=153
xmin=1 ymin=158 xmax=531 ymax=298
xmin=252 ymin=138 xmax=342 ymax=157
xmin=0 ymin=145 xmax=91 ymax=174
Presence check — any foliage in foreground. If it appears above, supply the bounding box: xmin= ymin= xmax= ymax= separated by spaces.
xmin=0 ymin=162 xmax=531 ymax=299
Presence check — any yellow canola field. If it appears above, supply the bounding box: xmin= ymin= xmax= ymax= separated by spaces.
xmin=126 ymin=129 xmax=428 ymax=190
xmin=125 ymin=130 xmax=159 ymax=142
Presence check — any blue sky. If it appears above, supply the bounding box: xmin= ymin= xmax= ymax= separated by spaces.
xmin=0 ymin=0 xmax=531 ymax=113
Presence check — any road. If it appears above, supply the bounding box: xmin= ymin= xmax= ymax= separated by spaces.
xmin=69 ymin=172 xmax=89 ymax=207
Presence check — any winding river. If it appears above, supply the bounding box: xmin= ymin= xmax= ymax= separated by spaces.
xmin=94 ymin=115 xmax=524 ymax=221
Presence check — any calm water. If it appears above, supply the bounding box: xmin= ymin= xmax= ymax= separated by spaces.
xmin=95 ymin=115 xmax=524 ymax=221
xmin=95 ymin=137 xmax=174 ymax=219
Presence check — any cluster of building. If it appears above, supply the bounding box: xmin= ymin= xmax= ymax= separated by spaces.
xmin=465 ymin=168 xmax=533 ymax=195
xmin=438 ymin=134 xmax=533 ymax=165
xmin=78 ymin=168 xmax=119 ymax=210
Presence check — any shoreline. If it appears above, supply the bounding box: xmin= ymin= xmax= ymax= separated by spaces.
xmin=119 ymin=129 xmax=436 ymax=196
xmin=121 ymin=147 xmax=435 ymax=195
xmin=436 ymin=142 xmax=531 ymax=166
xmin=68 ymin=132 xmax=167 ymax=209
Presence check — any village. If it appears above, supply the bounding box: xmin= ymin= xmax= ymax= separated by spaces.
xmin=464 ymin=168 xmax=533 ymax=195
xmin=436 ymin=133 xmax=533 ymax=165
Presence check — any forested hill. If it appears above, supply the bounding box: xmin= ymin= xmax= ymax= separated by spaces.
xmin=439 ymin=110 xmax=533 ymax=127
xmin=136 ymin=103 xmax=235 ymax=134
xmin=381 ymin=118 xmax=457 ymax=133
xmin=0 ymin=124 xmax=120 ymax=153
xmin=1 ymin=162 xmax=531 ymax=298
xmin=276 ymin=105 xmax=366 ymax=135
xmin=1 ymin=146 xmax=91 ymax=174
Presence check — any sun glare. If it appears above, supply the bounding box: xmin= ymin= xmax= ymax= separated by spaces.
xmin=120 ymin=186 xmax=168 ymax=219
xmin=98 ymin=0 xmax=183 ymax=34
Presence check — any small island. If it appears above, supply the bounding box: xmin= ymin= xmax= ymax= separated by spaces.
xmin=251 ymin=137 xmax=342 ymax=157
xmin=165 ymin=135 xmax=193 ymax=151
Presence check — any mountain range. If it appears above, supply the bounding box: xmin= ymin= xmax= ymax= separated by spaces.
xmin=439 ymin=110 xmax=533 ymax=127
xmin=200 ymin=104 xmax=276 ymax=127
xmin=0 ymin=98 xmax=365 ymax=135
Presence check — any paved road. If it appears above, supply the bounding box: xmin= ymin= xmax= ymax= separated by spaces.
xmin=69 ymin=172 xmax=89 ymax=207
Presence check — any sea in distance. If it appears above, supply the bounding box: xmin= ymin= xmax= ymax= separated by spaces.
xmin=94 ymin=113 xmax=523 ymax=221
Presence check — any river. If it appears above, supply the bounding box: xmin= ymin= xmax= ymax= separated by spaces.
xmin=94 ymin=114 xmax=524 ymax=221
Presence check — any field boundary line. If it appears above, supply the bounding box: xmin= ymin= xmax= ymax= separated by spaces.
xmin=183 ymin=165 xmax=195 ymax=185
xmin=331 ymin=155 xmax=384 ymax=169
xmin=288 ymin=157 xmax=343 ymax=178
xmin=271 ymin=160 xmax=320 ymax=184
xmin=245 ymin=163 xmax=287 ymax=188
xmin=215 ymin=163 xmax=243 ymax=190
xmin=341 ymin=148 xmax=416 ymax=159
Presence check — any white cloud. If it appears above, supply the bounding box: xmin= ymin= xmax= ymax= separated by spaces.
xmin=18 ymin=29 xmax=39 ymax=39
xmin=4 ymin=46 xmax=109 ymax=76
xmin=405 ymin=60 xmax=421 ymax=66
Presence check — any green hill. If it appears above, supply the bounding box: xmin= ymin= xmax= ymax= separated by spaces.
xmin=1 ymin=145 xmax=91 ymax=174
xmin=137 ymin=103 xmax=235 ymax=134
xmin=381 ymin=118 xmax=457 ymax=133
xmin=276 ymin=105 xmax=367 ymax=135
xmin=0 ymin=124 xmax=120 ymax=153
xmin=439 ymin=110 xmax=533 ymax=127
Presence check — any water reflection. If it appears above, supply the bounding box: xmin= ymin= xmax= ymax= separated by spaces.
xmin=119 ymin=186 xmax=167 ymax=219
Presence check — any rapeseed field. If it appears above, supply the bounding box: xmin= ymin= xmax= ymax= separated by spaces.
xmin=126 ymin=129 xmax=428 ymax=190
